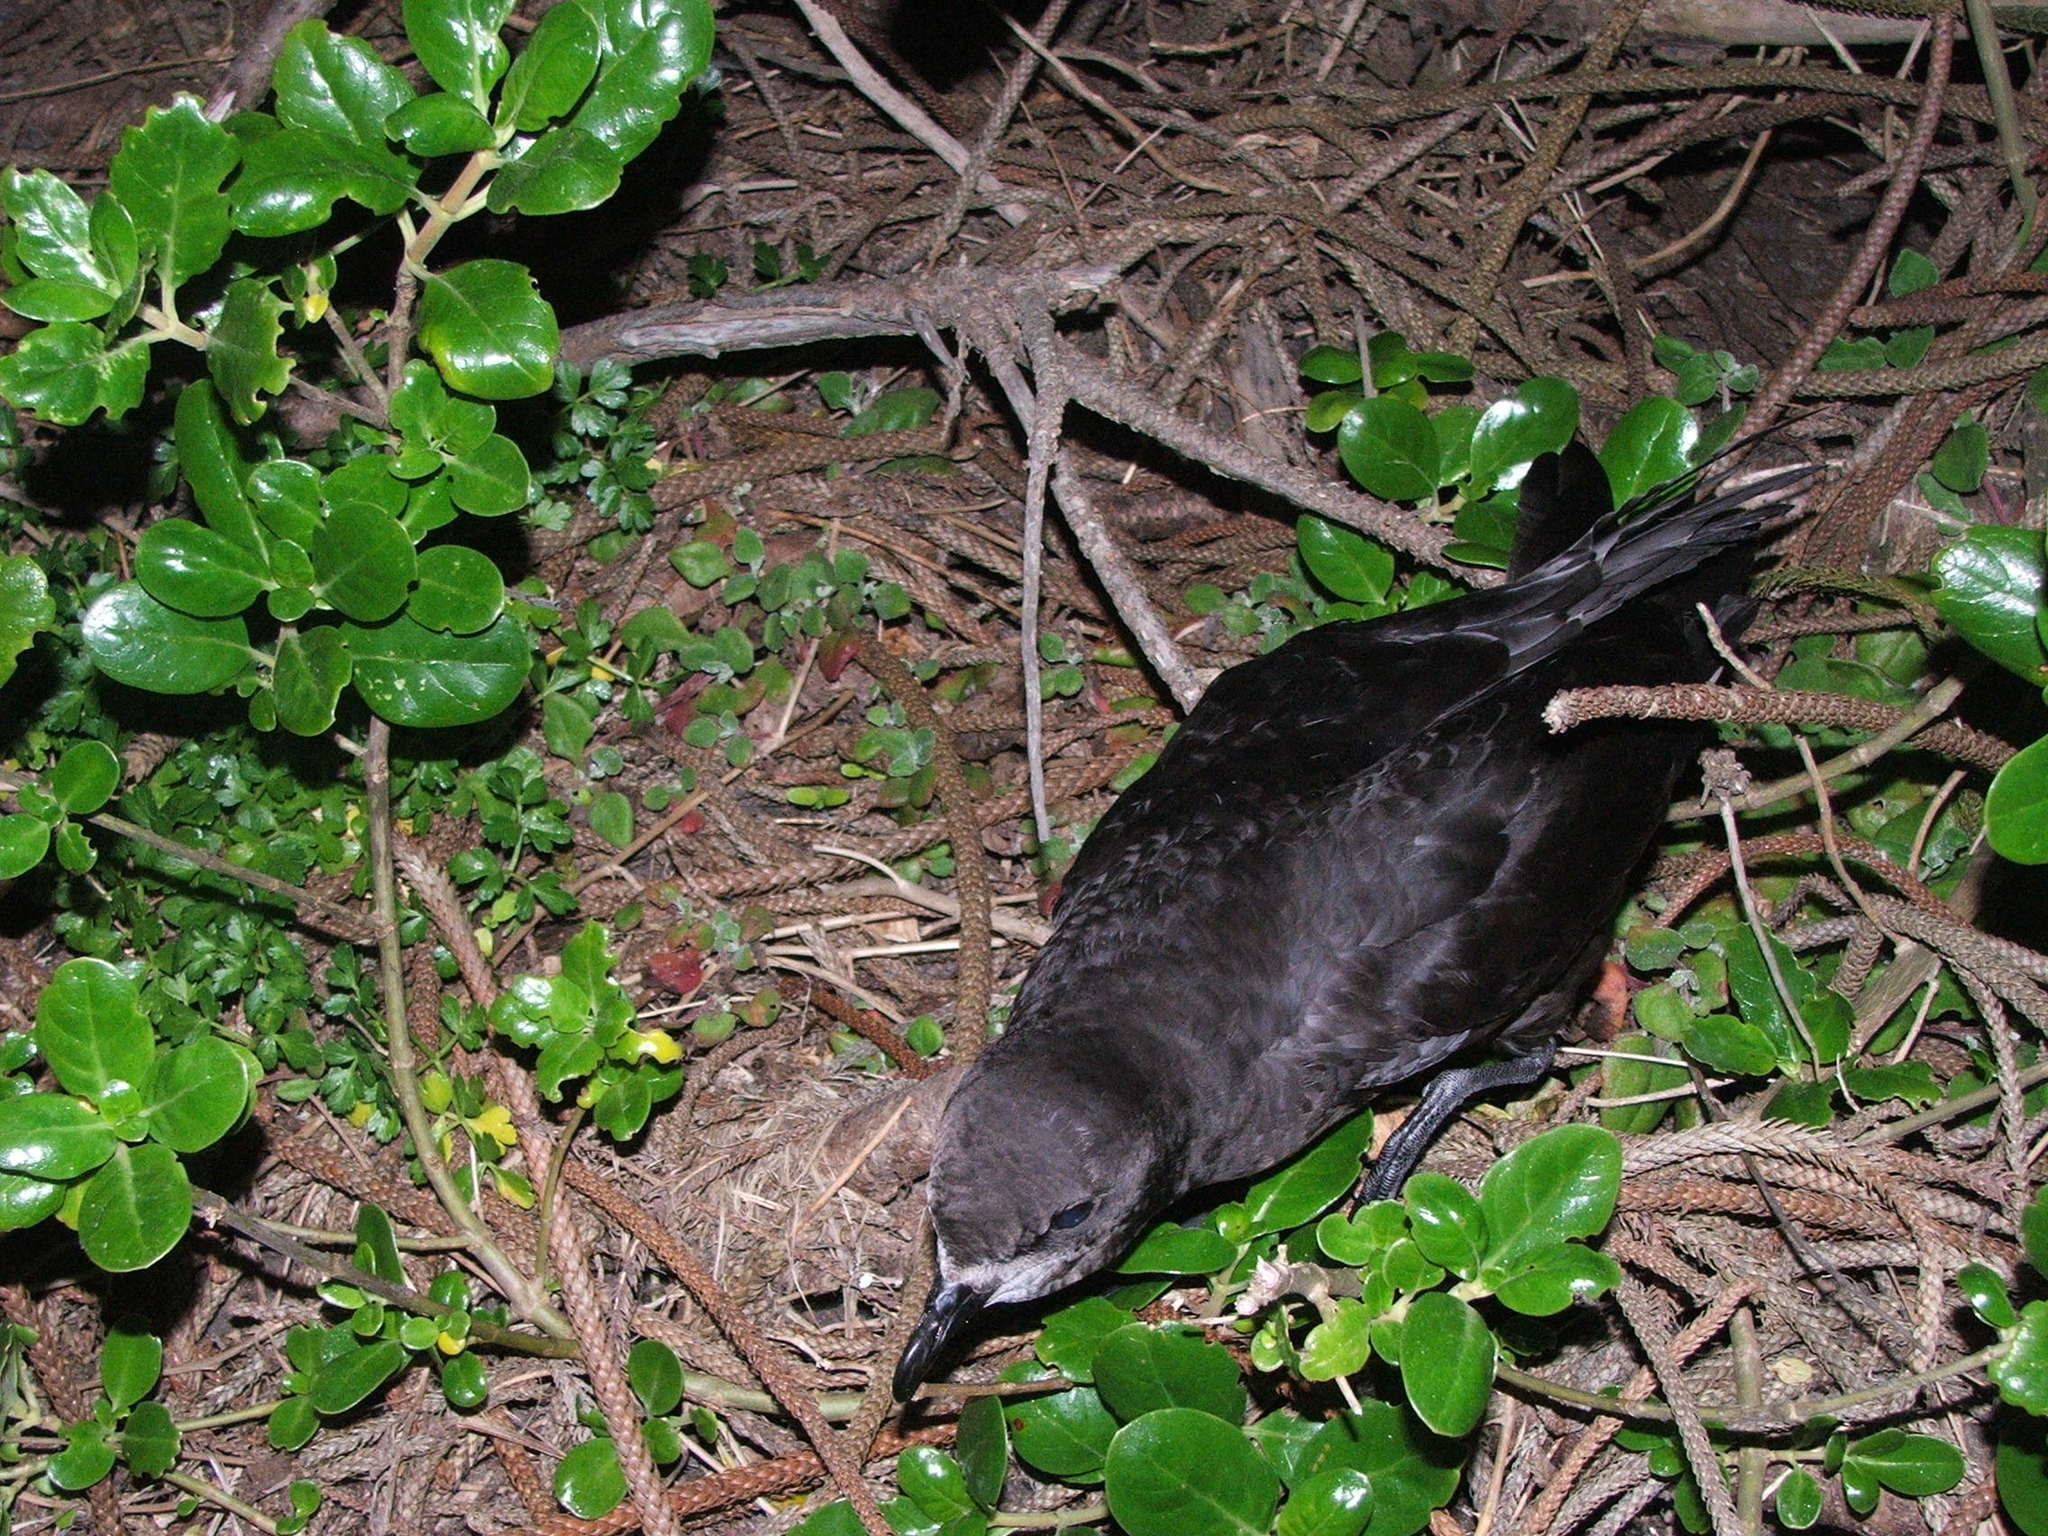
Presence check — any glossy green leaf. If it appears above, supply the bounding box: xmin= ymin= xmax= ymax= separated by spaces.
xmin=1277 ymin=1468 xmax=1373 ymax=1536
xmin=1467 ymin=378 xmax=1580 ymax=492
xmin=174 ymin=382 xmax=264 ymax=551
xmin=1997 ymin=1415 xmax=2048 ymax=1536
xmin=440 ymin=1350 xmax=489 ymax=1409
xmin=1993 ymin=1301 xmax=2048 ymax=1415
xmin=0 ymin=816 xmax=50 ymax=878
xmin=1299 ymin=345 xmax=1364 ymax=385
xmin=1105 ymin=1407 xmax=1279 ymax=1536
xmin=1489 ymin=1240 xmax=1621 ymax=1316
xmin=956 ymin=1394 xmax=1008 ymax=1511
xmin=1845 ymin=1429 xmax=1965 ymax=1495
xmin=2026 ymin=1186 xmax=2048 ymax=1279
xmin=1959 ymin=1262 xmax=2017 ymax=1329
xmin=448 ymin=433 xmax=532 ymax=515
xmin=208 ymin=278 xmax=292 ymax=424
xmin=1597 ymin=1035 xmax=1688 ymax=1135
xmin=499 ymin=0 xmax=601 ymax=129
xmin=1402 ymin=1171 xmax=1485 ymax=1279
xmin=1931 ymin=415 xmax=1989 ymax=494
xmin=1298 ymin=1298 xmax=1374 ymax=1382
xmin=1989 ymin=734 xmax=2048 ymax=865
xmin=107 ymin=96 xmax=239 ymax=286
xmin=145 ymin=1037 xmax=254 ymax=1152
xmin=846 ymin=386 xmax=940 ymax=436
xmin=119 ymin=1399 xmax=180 ymax=1478
xmin=1242 ymin=1110 xmax=1375 ymax=1236
xmin=231 ymin=126 xmax=416 ymax=236
xmin=267 ymin=1396 xmax=319 ymax=1451
xmin=1398 ymin=1292 xmax=1494 ymax=1438
xmin=342 ymin=612 xmax=529 ymax=726
xmin=275 ymin=21 xmax=414 ymax=144
xmin=53 ymin=820 xmax=94 ymax=875
xmin=137 ymin=519 xmax=270 ymax=617
xmin=49 ymin=740 xmax=119 ymax=815
xmin=1315 ymin=1199 xmax=1407 ymax=1267
xmin=101 ymin=1319 xmax=163 ymax=1410
xmin=1775 ymin=1468 xmax=1822 ymax=1529
xmin=249 ymin=460 xmax=323 ymax=545
xmin=419 ymin=260 xmax=558 ymax=399
xmin=385 ymin=92 xmax=495 ymax=154
xmin=488 ymin=125 xmax=623 ymax=216
xmin=403 ymin=0 xmax=512 ymax=108
xmin=0 ymin=322 xmax=149 ymax=425
xmin=1093 ymin=1324 xmax=1246 ymax=1425
xmin=78 ymin=1141 xmax=192 ymax=1271
xmin=1306 ymin=389 xmax=1365 ymax=435
xmin=898 ymin=1447 xmax=977 ymax=1523
xmin=309 ymin=499 xmax=416 ymax=622
xmin=1295 ymin=1402 xmax=1464 ymax=1536
xmin=1298 ymin=517 xmax=1395 ymax=605
xmin=36 ymin=957 xmax=150 ymax=1100
xmin=626 ymin=1337 xmax=683 ymax=1415
xmin=273 ymin=625 xmax=353 ymax=735
xmin=410 ymin=545 xmax=505 ymax=634
xmin=1035 ymin=1296 xmax=1130 ymax=1382
xmin=47 ymin=1423 xmax=115 ymax=1491
xmin=1117 ymin=1220 xmax=1237 ymax=1276
xmin=1475 ymin=1125 xmax=1620 ymax=1277
xmin=0 ymin=555 xmax=54 ymax=689
xmin=85 ymin=583 xmax=252 ymax=694
xmin=0 ymin=1094 xmax=115 ymax=1179
xmin=1933 ymin=526 xmax=2047 ymax=682
xmin=0 ymin=169 xmax=123 ymax=318
xmin=573 ymin=0 xmax=714 ymax=164
xmin=1599 ymin=396 xmax=1695 ymax=506
xmin=1681 ymin=1013 xmax=1776 ymax=1076
xmin=309 ymin=1338 xmax=410 ymax=1413
xmin=0 ymin=1170 xmax=66 ymax=1230
xmin=1010 ymin=1384 xmax=1118 ymax=1480
xmin=1336 ymin=397 xmax=1439 ymax=503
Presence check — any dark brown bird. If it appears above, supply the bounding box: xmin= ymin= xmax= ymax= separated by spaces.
xmin=895 ymin=444 xmax=1810 ymax=1399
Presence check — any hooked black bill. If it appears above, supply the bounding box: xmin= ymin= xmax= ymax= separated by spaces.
xmin=893 ymin=1279 xmax=988 ymax=1400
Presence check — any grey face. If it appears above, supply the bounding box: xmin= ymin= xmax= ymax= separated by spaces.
xmin=893 ymin=1054 xmax=1168 ymax=1397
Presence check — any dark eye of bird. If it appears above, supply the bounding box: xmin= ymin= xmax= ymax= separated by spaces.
xmin=1049 ymin=1200 xmax=1094 ymax=1231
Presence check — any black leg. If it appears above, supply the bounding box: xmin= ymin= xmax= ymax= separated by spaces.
xmin=1358 ymin=1043 xmax=1558 ymax=1202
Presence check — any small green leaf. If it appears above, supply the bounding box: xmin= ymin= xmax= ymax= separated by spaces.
xmin=275 ymin=21 xmax=414 ymax=144
xmin=0 ymin=555 xmax=54 ymax=689
xmin=1931 ymin=415 xmax=1989 ymax=494
xmin=0 ymin=1170 xmax=66 ymax=1230
xmin=1489 ymin=1241 xmax=1621 ymax=1316
xmin=1598 ymin=396 xmax=1695 ymax=506
xmin=1295 ymin=1401 xmax=1464 ymax=1536
xmin=1890 ymin=248 xmax=1939 ymax=295
xmin=145 ymin=1037 xmax=255 ymax=1152
xmin=1959 ymin=1261 xmax=2017 ymax=1329
xmin=231 ymin=125 xmax=416 ymax=236
xmin=486 ymin=126 xmax=622 ymax=216
xmin=1988 ymin=734 xmax=2048 ymax=864
xmin=626 ymin=1338 xmax=684 ymax=1415
xmin=1775 ymin=1468 xmax=1822 ymax=1529
xmin=956 ymin=1394 xmax=1008 ymax=1511
xmin=1299 ymin=345 xmax=1363 ymax=385
xmin=137 ymin=519 xmax=270 ymax=617
xmin=77 ymin=1141 xmax=192 ymax=1271
xmin=1036 ymin=1297 xmax=1131 ymax=1383
xmin=573 ymin=0 xmax=715 ymax=164
xmin=1298 ymin=1298 xmax=1374 ymax=1383
xmin=1336 ymin=397 xmax=1439 ymax=502
xmin=498 ymin=0 xmax=601 ymax=129
xmin=1475 ymin=1125 xmax=1620 ymax=1277
xmin=1993 ymin=1301 xmax=2048 ymax=1415
xmin=1117 ymin=1221 xmax=1237 ymax=1276
xmin=0 ymin=322 xmax=149 ymax=425
xmin=419 ymin=260 xmax=559 ymax=399
xmin=1933 ymin=526 xmax=2047 ymax=682
xmin=448 ymin=434 xmax=531 ymax=515
xmin=1845 ymin=1428 xmax=1965 ymax=1495
xmin=1682 ymin=1013 xmax=1777 ymax=1076
xmin=1398 ymin=1292 xmax=1494 ymax=1438
xmin=273 ymin=625 xmax=353 ymax=735
xmin=36 ymin=957 xmax=150 ymax=1100
xmin=1011 ymin=1384 xmax=1118 ymax=1480
xmin=1093 ymin=1324 xmax=1246 ymax=1425
xmin=403 ymin=0 xmax=511 ymax=108
xmin=1242 ymin=1110 xmax=1375 ymax=1236
xmin=1467 ymin=378 xmax=1579 ymax=492
xmin=1998 ymin=1416 xmax=2048 ymax=1536
xmin=174 ymin=382 xmax=265 ymax=551
xmin=0 ymin=815 xmax=49 ymax=878
xmin=343 ymin=612 xmax=529 ymax=727
xmin=1277 ymin=1468 xmax=1374 ymax=1536
xmin=101 ymin=1320 xmax=164 ymax=1410
xmin=1104 ymin=1407 xmax=1280 ymax=1536
xmin=118 ymin=1399 xmax=180 ymax=1477
xmin=106 ymin=96 xmax=239 ymax=286
xmin=385 ymin=92 xmax=496 ymax=154
xmin=49 ymin=740 xmax=120 ymax=816
xmin=1402 ymin=1172 xmax=1485 ymax=1280
xmin=897 ymin=1446 xmax=977 ymax=1523
xmin=1298 ymin=517 xmax=1396 ymax=605
xmin=410 ymin=545 xmax=505 ymax=633
xmin=309 ymin=1338 xmax=410 ymax=1414
xmin=209 ymin=278 xmax=292 ymax=424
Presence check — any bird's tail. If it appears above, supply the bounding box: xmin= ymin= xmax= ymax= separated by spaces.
xmin=1511 ymin=452 xmax=1816 ymax=640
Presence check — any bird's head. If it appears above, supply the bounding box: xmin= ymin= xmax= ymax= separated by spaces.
xmin=893 ymin=1048 xmax=1173 ymax=1398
